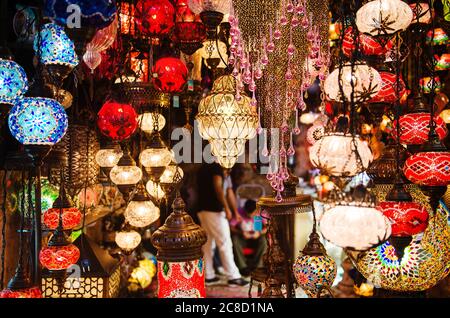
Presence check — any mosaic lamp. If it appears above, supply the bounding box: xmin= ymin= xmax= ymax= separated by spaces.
xmin=95 ymin=142 xmax=123 ymax=180
xmin=376 ymin=181 xmax=429 ymax=260
xmin=355 ymin=0 xmax=413 ymax=36
xmin=293 ymin=209 xmax=337 ymax=298
xmin=146 ymin=180 xmax=165 ymax=201
xmin=138 ymin=112 xmax=166 ymax=133
xmin=124 ymin=182 xmax=160 ymax=228
xmin=44 ymin=0 xmax=117 ymax=29
xmin=151 ymin=195 xmax=207 ymax=298
xmin=8 ymin=97 xmax=68 ymax=146
xmin=115 ymin=230 xmax=142 ymax=253
xmin=43 ymin=184 xmax=82 ymax=230
xmin=394 ymin=94 xmax=447 ymax=146
xmin=0 ymin=58 xmax=28 ymax=106
xmin=139 ymin=132 xmax=172 ymax=182
xmin=324 ymin=62 xmax=382 ymax=103
xmin=34 ymin=23 xmax=79 ymax=83
xmin=110 ymin=149 xmax=142 ymax=201
xmin=319 ymin=187 xmax=391 ymax=251
xmin=309 ymin=133 xmax=373 ymax=177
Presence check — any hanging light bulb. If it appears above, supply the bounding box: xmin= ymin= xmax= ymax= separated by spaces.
xmin=125 ymin=183 xmax=160 ymax=228
xmin=139 ymin=132 xmax=172 ymax=182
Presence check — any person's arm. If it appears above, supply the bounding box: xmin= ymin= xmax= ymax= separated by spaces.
xmin=226 ymin=187 xmax=242 ymax=222
xmin=212 ymin=175 xmax=232 ymax=220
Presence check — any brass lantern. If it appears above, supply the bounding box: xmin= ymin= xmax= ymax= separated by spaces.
xmin=151 ymin=196 xmax=207 ymax=298
xmin=196 ymin=75 xmax=258 ymax=168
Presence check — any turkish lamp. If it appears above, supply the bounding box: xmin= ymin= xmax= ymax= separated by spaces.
xmin=376 ymin=180 xmax=428 ymax=260
xmin=138 ymin=112 xmax=166 ymax=133
xmin=124 ymin=182 xmax=160 ymax=228
xmin=293 ymin=226 xmax=337 ymax=298
xmin=151 ymin=195 xmax=207 ymax=298
xmin=139 ymin=132 xmax=172 ymax=182
xmin=319 ymin=187 xmax=392 ymax=251
xmin=160 ymin=161 xmax=184 ymax=196
xmin=115 ymin=230 xmax=142 ymax=254
xmin=110 ymin=149 xmax=142 ymax=201
xmin=95 ymin=142 xmax=123 ymax=182
xmin=355 ymin=0 xmax=413 ymax=36
xmin=146 ymin=180 xmax=166 ymax=201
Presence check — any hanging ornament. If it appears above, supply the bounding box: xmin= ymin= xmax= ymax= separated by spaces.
xmin=135 ymin=0 xmax=175 ymax=38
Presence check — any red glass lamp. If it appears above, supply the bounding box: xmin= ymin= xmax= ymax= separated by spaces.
xmin=394 ymin=96 xmax=447 ymax=146
xmin=152 ymin=57 xmax=188 ymax=93
xmin=369 ymin=72 xmax=407 ymax=104
xmin=342 ymin=27 xmax=393 ymax=57
xmin=43 ymin=185 xmax=82 ymax=230
xmin=39 ymin=244 xmax=80 ymax=271
xmin=135 ymin=0 xmax=175 ymax=38
xmin=173 ymin=0 xmax=206 ymax=55
xmin=377 ymin=201 xmax=428 ymax=236
xmin=97 ymin=100 xmax=138 ymax=141
xmin=404 ymin=151 xmax=450 ymax=186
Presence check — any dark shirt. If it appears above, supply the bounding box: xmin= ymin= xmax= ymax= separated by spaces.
xmin=197 ymin=163 xmax=223 ymax=213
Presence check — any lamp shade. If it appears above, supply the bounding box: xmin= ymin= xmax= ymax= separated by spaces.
xmin=293 ymin=230 xmax=337 ymax=298
xmin=124 ymin=183 xmax=160 ymax=228
xmin=309 ymin=133 xmax=373 ymax=177
xmin=146 ymin=180 xmax=165 ymax=200
xmin=319 ymin=205 xmax=391 ymax=251
xmin=152 ymin=57 xmax=188 ymax=93
xmin=109 ymin=165 xmax=142 ymax=186
xmin=39 ymin=244 xmax=80 ymax=271
xmin=160 ymin=163 xmax=184 ymax=184
xmin=0 ymin=59 xmax=28 ymax=105
xmin=135 ymin=0 xmax=175 ymax=38
xmin=115 ymin=230 xmax=141 ymax=252
xmin=403 ymin=152 xmax=450 ymax=186
xmin=8 ymin=97 xmax=68 ymax=145
xmin=377 ymin=202 xmax=428 ymax=236
xmin=420 ymin=77 xmax=442 ymax=94
xmin=95 ymin=147 xmax=123 ymax=168
xmin=43 ymin=207 xmax=82 ymax=230
xmin=356 ymin=0 xmax=413 ymax=36
xmin=138 ymin=112 xmax=166 ymax=133
xmin=394 ymin=113 xmax=447 ymax=145
xmin=197 ymin=75 xmax=258 ymax=168
xmin=173 ymin=0 xmax=206 ymax=54
xmin=342 ymin=27 xmax=393 ymax=57
xmin=369 ymin=72 xmax=407 ymax=104
xmin=435 ymin=54 xmax=450 ymax=71
xmin=97 ymin=101 xmax=138 ymax=141
xmin=44 ymin=0 xmax=117 ymax=29
xmin=324 ymin=62 xmax=381 ymax=103
xmin=34 ymin=23 xmax=78 ymax=67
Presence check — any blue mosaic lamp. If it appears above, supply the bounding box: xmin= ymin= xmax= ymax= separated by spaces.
xmin=8 ymin=97 xmax=68 ymax=145
xmin=0 ymin=59 xmax=28 ymax=105
xmin=44 ymin=0 xmax=117 ymax=29
xmin=34 ymin=23 xmax=79 ymax=68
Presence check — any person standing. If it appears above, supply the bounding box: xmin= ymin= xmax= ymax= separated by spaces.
xmin=197 ymin=162 xmax=249 ymax=287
